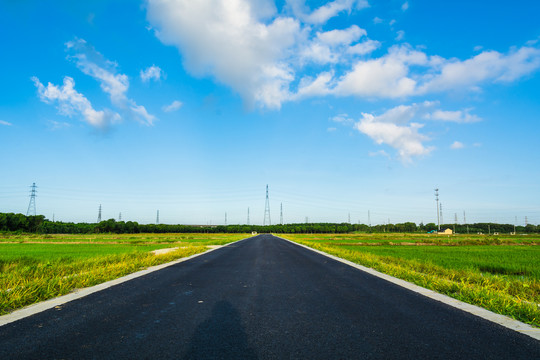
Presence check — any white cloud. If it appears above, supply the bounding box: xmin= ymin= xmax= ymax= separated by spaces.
xmin=427 ymin=109 xmax=481 ymax=123
xmin=330 ymin=113 xmax=354 ymax=124
xmin=333 ymin=102 xmax=480 ymax=161
xmin=334 ymin=56 xmax=416 ymax=98
xmin=419 ymin=46 xmax=540 ymax=93
xmin=163 ymin=100 xmax=183 ymax=112
xmin=147 ymin=0 xmax=299 ymax=109
xmin=145 ymin=1 xmax=540 ymax=110
xmin=317 ymin=25 xmax=366 ymax=46
xmin=48 ymin=120 xmax=71 ymax=130
xmin=401 ymin=2 xmax=409 ymax=11
xmin=301 ymin=25 xmax=372 ymax=64
xmin=295 ymin=71 xmax=334 ymax=98
xmin=0 ymin=120 xmax=12 ymax=126
xmin=373 ymin=16 xmax=383 ymax=24
xmin=66 ymin=38 xmax=156 ymax=125
xmin=288 ymin=0 xmax=369 ymax=24
xmin=140 ymin=65 xmax=163 ymax=82
xmin=356 ymin=113 xmax=432 ymax=162
xmin=32 ymin=76 xmax=120 ymax=129
xmin=347 ymin=39 xmax=380 ymax=55
xmin=297 ymin=43 xmax=540 ymax=100
xmin=450 ymin=141 xmax=464 ymax=149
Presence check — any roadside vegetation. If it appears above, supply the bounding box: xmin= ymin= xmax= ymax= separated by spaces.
xmin=282 ymin=233 xmax=540 ymax=328
xmin=0 ymin=233 xmax=247 ymax=315
xmin=1 ymin=212 xmax=539 ymax=235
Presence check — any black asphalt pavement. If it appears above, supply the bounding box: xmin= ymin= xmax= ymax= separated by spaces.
xmin=1 ymin=234 xmax=539 ymax=359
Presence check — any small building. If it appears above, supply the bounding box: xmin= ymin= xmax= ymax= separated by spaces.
xmin=438 ymin=228 xmax=453 ymax=235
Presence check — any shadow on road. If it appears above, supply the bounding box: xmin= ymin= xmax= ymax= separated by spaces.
xmin=183 ymin=301 xmax=257 ymax=359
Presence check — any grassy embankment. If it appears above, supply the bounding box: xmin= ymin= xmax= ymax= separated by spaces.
xmin=0 ymin=233 xmax=249 ymax=315
xmin=282 ymin=233 xmax=540 ymax=328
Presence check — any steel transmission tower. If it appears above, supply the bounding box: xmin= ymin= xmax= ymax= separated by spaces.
xmin=263 ymin=185 xmax=271 ymax=226
xmin=280 ymin=203 xmax=283 ymax=225
xmin=156 ymin=210 xmax=160 ymax=225
xmin=225 ymin=212 xmax=227 ymax=226
xmin=247 ymin=207 xmax=250 ymax=225
xmin=97 ymin=204 xmax=102 ymax=223
xmin=26 ymin=183 xmax=37 ymax=216
xmin=434 ymin=189 xmax=440 ymax=231
xmin=440 ymin=203 xmax=443 ymax=225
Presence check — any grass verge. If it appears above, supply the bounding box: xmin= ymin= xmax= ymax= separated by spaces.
xmin=0 ymin=233 xmax=248 ymax=315
xmin=282 ymin=234 xmax=540 ymax=328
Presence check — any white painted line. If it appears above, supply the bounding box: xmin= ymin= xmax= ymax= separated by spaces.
xmin=0 ymin=237 xmax=250 ymax=327
xmin=276 ymin=235 xmax=540 ymax=341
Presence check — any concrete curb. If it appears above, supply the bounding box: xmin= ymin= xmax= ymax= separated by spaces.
xmin=0 ymin=236 xmax=251 ymax=327
xmin=276 ymin=235 xmax=540 ymax=341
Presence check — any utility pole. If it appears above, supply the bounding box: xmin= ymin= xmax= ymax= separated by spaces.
xmin=280 ymin=203 xmax=283 ymax=225
xmin=263 ymin=185 xmax=271 ymax=226
xmin=26 ymin=183 xmax=37 ymax=216
xmin=434 ymin=189 xmax=440 ymax=231
xmin=514 ymin=216 xmax=517 ymax=234
xmin=97 ymin=204 xmax=102 ymax=223
xmin=156 ymin=210 xmax=159 ymax=225
xmin=454 ymin=213 xmax=457 ymax=234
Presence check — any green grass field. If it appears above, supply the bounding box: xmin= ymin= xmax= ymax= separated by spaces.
xmin=0 ymin=233 xmax=249 ymax=315
xmin=282 ymin=233 xmax=540 ymax=328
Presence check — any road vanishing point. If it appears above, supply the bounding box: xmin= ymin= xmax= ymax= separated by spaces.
xmin=1 ymin=234 xmax=539 ymax=359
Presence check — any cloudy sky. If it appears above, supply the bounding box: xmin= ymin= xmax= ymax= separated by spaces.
xmin=1 ymin=0 xmax=539 ymax=225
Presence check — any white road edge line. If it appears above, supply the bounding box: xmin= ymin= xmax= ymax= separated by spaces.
xmin=276 ymin=235 xmax=540 ymax=341
xmin=0 ymin=236 xmax=251 ymax=327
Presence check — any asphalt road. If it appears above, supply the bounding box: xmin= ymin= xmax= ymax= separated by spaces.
xmin=1 ymin=234 xmax=538 ymax=359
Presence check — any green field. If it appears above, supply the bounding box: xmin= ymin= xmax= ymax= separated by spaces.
xmin=0 ymin=233 xmax=248 ymax=315
xmin=282 ymin=233 xmax=540 ymax=328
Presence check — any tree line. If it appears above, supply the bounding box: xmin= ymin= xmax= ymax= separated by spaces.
xmin=0 ymin=212 xmax=538 ymax=234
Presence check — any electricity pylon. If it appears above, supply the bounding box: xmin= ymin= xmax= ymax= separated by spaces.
xmin=26 ymin=183 xmax=37 ymax=216
xmin=263 ymin=185 xmax=271 ymax=226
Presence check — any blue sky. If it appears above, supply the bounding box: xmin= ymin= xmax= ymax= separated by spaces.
xmin=1 ymin=0 xmax=539 ymax=225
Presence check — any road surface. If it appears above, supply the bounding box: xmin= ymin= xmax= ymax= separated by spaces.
xmin=1 ymin=234 xmax=538 ymax=359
